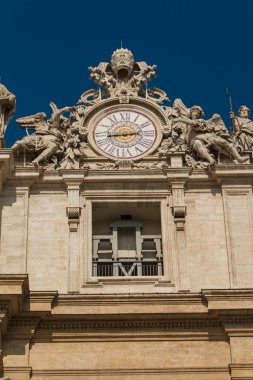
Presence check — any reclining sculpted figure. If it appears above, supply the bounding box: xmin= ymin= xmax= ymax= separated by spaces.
xmin=12 ymin=102 xmax=73 ymax=166
xmin=169 ymin=99 xmax=247 ymax=165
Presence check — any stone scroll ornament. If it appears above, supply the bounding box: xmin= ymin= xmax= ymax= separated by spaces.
xmin=0 ymin=83 xmax=16 ymax=148
xmin=159 ymin=98 xmax=247 ymax=168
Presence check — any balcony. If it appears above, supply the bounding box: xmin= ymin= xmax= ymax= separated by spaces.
xmin=92 ymin=224 xmax=163 ymax=277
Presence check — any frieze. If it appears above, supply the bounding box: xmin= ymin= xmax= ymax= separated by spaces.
xmin=10 ymin=318 xmax=39 ymax=329
xmin=8 ymin=317 xmax=253 ymax=333
xmin=38 ymin=319 xmax=222 ymax=331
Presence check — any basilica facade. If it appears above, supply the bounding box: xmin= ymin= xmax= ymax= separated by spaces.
xmin=0 ymin=49 xmax=253 ymax=379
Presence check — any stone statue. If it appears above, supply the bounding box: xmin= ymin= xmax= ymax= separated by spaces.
xmin=12 ymin=102 xmax=74 ymax=166
xmin=0 ymin=83 xmax=16 ymax=147
xmin=11 ymin=49 xmax=251 ymax=171
xmin=84 ymin=48 xmax=169 ymax=104
xmin=230 ymin=105 xmax=253 ymax=152
xmin=59 ymin=107 xmax=88 ymax=169
xmin=167 ymin=99 xmax=247 ymax=166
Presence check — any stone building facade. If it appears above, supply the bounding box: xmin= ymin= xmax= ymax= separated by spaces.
xmin=0 ymin=49 xmax=253 ymax=379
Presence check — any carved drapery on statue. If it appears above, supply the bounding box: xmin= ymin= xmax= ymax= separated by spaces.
xmin=12 ymin=103 xmax=88 ymax=169
xmin=3 ymin=48 xmax=252 ymax=169
xmin=158 ymin=99 xmax=247 ymax=168
xmin=230 ymin=105 xmax=253 ymax=153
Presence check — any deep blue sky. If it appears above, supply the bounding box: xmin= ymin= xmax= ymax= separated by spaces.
xmin=2 ymin=0 xmax=253 ymax=146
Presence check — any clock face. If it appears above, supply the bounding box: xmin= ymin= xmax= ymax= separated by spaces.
xmin=91 ymin=110 xmax=158 ymax=160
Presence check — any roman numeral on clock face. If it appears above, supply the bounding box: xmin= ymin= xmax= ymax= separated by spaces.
xmin=97 ymin=138 xmax=110 ymax=146
xmin=140 ymin=121 xmax=151 ymax=129
xmin=94 ymin=110 xmax=157 ymax=159
xmin=134 ymin=146 xmax=144 ymax=154
xmin=119 ymin=112 xmax=131 ymax=121
xmin=138 ymin=138 xmax=153 ymax=148
xmin=107 ymin=114 xmax=118 ymax=125
xmin=95 ymin=131 xmax=107 ymax=137
xmin=143 ymin=130 xmax=155 ymax=137
xmin=105 ymin=145 xmax=116 ymax=155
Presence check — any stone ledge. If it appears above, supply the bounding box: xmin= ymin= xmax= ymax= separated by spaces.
xmin=230 ymin=363 xmax=253 ymax=378
xmin=202 ymin=289 xmax=253 ymax=310
xmin=31 ymin=367 xmax=229 ymax=375
xmin=3 ymin=366 xmax=31 ymax=380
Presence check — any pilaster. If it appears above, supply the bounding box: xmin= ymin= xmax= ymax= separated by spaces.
xmin=0 ymin=149 xmax=14 ymax=194
xmin=212 ymin=167 xmax=253 ymax=288
xmin=167 ymin=171 xmax=190 ymax=291
xmin=62 ymin=170 xmax=86 ymax=293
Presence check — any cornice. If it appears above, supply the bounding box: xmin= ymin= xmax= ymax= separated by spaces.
xmin=2 ymin=163 xmax=253 ymax=190
xmin=202 ymin=289 xmax=253 ymax=310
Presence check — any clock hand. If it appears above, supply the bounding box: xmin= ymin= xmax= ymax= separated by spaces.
xmin=108 ymin=131 xmax=141 ymax=137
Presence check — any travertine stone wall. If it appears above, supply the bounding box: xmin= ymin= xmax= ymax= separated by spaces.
xmin=0 ymin=165 xmax=253 ymax=294
xmin=27 ymin=191 xmax=68 ymax=292
xmin=186 ymin=190 xmax=230 ymax=291
xmin=29 ymin=340 xmax=230 ymax=373
xmin=222 ymin=186 xmax=253 ymax=287
xmin=0 ymin=191 xmax=28 ymax=273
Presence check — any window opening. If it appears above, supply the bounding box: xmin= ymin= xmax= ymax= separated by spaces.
xmin=92 ymin=215 xmax=163 ymax=277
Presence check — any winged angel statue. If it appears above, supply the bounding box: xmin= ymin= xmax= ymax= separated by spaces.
xmin=160 ymin=99 xmax=247 ymax=167
xmin=12 ymin=102 xmax=88 ymax=169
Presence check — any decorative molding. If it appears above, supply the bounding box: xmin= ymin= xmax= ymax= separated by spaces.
xmin=10 ymin=318 xmax=40 ymax=329
xmin=66 ymin=206 xmax=81 ymax=231
xmin=31 ymin=367 xmax=229 ymax=376
xmin=38 ymin=319 xmax=223 ymax=331
xmin=172 ymin=205 xmax=186 ymax=231
xmin=230 ymin=363 xmax=253 ymax=378
xmin=3 ymin=366 xmax=31 ymax=376
xmin=170 ymin=181 xmax=187 ymax=231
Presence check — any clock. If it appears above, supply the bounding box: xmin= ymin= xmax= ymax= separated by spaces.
xmin=88 ymin=107 xmax=162 ymax=160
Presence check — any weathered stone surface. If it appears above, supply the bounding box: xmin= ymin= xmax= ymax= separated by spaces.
xmin=1 ymin=49 xmax=253 ymax=379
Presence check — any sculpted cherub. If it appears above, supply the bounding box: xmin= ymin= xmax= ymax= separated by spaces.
xmin=230 ymin=105 xmax=253 ymax=152
xmin=168 ymin=99 xmax=247 ymax=166
xmin=12 ymin=102 xmax=74 ymax=166
xmin=157 ymin=104 xmax=187 ymax=156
